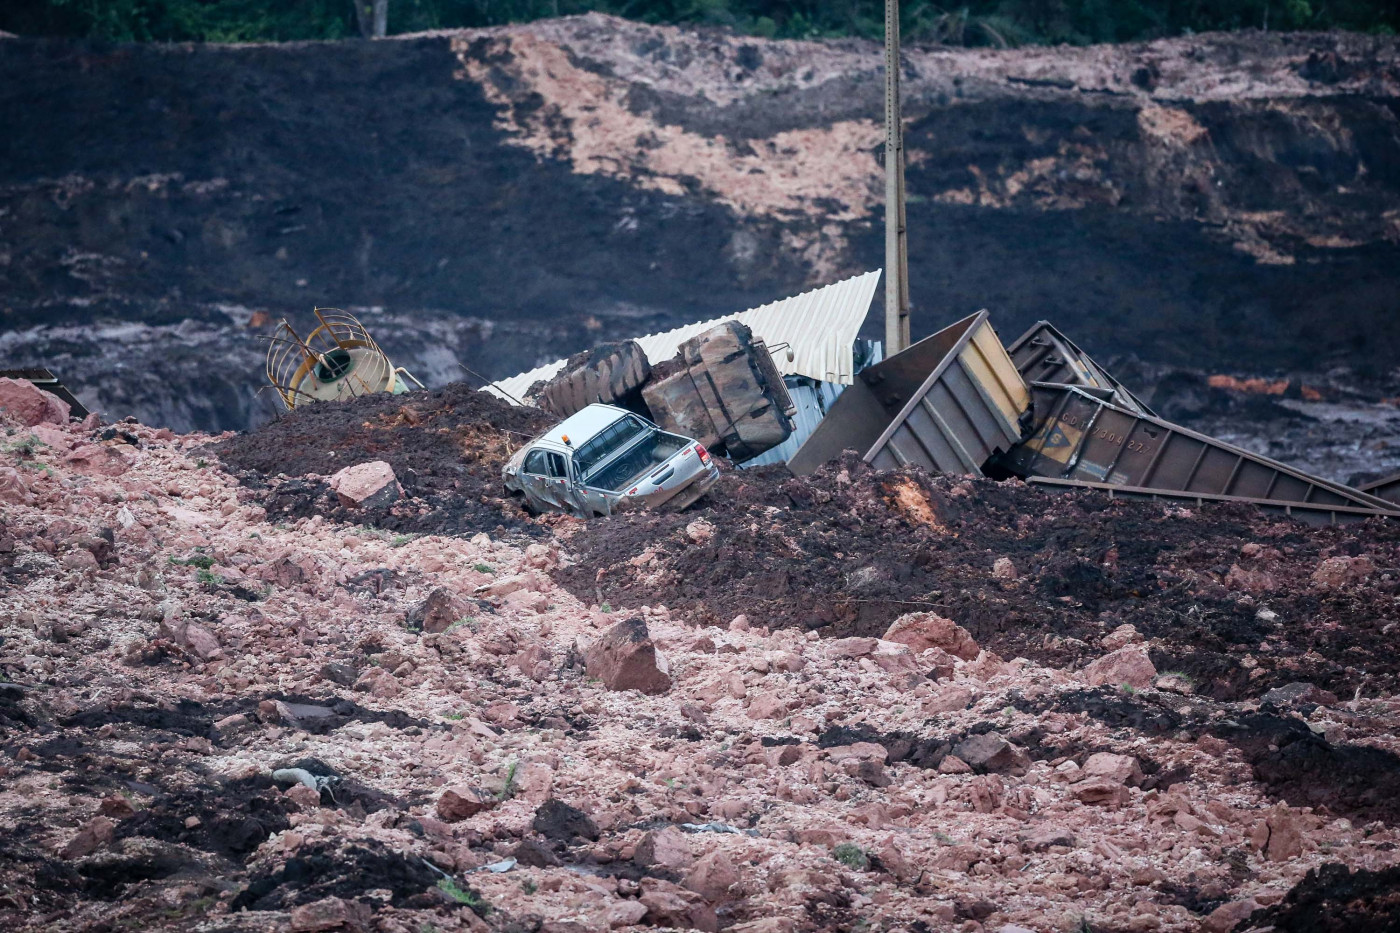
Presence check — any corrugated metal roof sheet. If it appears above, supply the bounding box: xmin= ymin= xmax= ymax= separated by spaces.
xmin=485 ymin=270 xmax=881 ymax=404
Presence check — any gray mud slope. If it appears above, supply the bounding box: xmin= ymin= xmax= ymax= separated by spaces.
xmin=0 ymin=16 xmax=1397 ymax=431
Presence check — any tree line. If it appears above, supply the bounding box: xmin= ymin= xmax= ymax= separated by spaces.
xmin=3 ymin=0 xmax=1396 ymax=44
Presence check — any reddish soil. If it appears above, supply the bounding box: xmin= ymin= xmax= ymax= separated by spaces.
xmin=556 ymin=453 xmax=1400 ymax=702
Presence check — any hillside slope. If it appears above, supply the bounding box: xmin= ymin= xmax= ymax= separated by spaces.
xmin=0 ymin=16 xmax=1397 ymax=437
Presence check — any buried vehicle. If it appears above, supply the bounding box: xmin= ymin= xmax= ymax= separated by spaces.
xmin=503 ymin=404 xmax=720 ymax=517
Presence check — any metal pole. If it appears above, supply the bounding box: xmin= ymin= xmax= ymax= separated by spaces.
xmin=884 ymin=0 xmax=911 ymax=354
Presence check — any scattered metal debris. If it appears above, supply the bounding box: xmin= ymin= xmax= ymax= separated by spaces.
xmin=0 ymin=367 xmax=90 ymax=419
xmin=265 ymin=309 xmax=423 ymax=411
xmin=1006 ymin=320 xmax=1154 ymax=416
xmin=1358 ymin=472 xmax=1400 ymax=506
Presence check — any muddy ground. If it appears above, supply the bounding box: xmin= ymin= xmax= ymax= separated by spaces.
xmin=215 ymin=383 xmax=1400 ymax=705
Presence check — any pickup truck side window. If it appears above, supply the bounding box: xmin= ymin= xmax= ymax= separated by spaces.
xmin=545 ymin=452 xmax=568 ymax=479
xmin=523 ymin=450 xmax=550 ymax=475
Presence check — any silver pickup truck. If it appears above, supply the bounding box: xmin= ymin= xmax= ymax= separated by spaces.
xmin=503 ymin=404 xmax=720 ymax=518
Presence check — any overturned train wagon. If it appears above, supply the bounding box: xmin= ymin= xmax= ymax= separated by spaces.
xmin=787 ymin=310 xmax=1029 ymax=477
xmin=1002 ymin=383 xmax=1400 ymax=517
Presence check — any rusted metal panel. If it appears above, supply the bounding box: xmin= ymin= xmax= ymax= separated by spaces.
xmin=1359 ymin=472 xmax=1400 ymax=506
xmin=1006 ymin=321 xmax=1154 ymax=416
xmin=1027 ymin=476 xmax=1399 ymax=527
xmin=787 ymin=310 xmax=1030 ymax=476
xmin=1004 ymin=383 xmax=1400 ymax=513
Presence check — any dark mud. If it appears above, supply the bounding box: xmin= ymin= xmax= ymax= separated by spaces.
xmin=1037 ymin=687 xmax=1400 ymax=823
xmin=214 ymin=381 xmax=553 ymax=538
xmin=1247 ymin=862 xmax=1400 ymax=932
xmin=231 ymin=838 xmax=458 ymax=911
xmin=558 ymin=454 xmax=1400 ymax=701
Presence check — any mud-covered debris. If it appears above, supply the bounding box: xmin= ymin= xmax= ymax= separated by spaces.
xmin=328 ymin=460 xmax=401 ymax=510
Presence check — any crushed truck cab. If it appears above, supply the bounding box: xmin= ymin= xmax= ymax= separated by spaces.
xmin=503 ymin=404 xmax=720 ymax=518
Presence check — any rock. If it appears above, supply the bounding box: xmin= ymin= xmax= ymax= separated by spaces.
xmin=1079 ymin=752 xmax=1143 ymax=786
xmin=1101 ymin=623 xmax=1143 ymax=651
xmin=1082 ymin=645 xmax=1157 ymax=690
xmin=320 ymin=661 xmax=357 ymax=686
xmin=1023 ymin=824 xmax=1076 ymax=851
xmin=511 ymin=838 xmax=561 ymax=868
xmin=991 ymin=557 xmax=1018 ymax=581
xmin=0 ymin=377 xmax=70 ymax=426
xmin=0 ymin=468 xmax=31 ymax=506
xmin=522 ymin=542 xmax=560 ymax=569
xmin=881 ymin=612 xmax=979 ymax=660
xmin=64 ymin=444 xmax=130 ymax=477
xmin=1262 ymin=681 xmax=1339 ymax=708
xmin=604 ymin=899 xmax=649 ymax=929
xmin=1224 ymin=564 xmax=1278 ymax=594
xmin=1073 ymin=779 xmax=1130 ymax=807
xmin=951 ymin=731 xmax=1030 ymax=775
xmin=532 ymin=798 xmax=599 ymax=843
xmin=98 ymin=794 xmax=136 ymax=819
xmin=827 ymin=636 xmax=877 ymax=659
xmin=406 ymin=587 xmax=462 ymax=634
xmin=635 ymin=826 xmax=693 ymax=871
xmin=437 ymin=786 xmax=498 ymax=822
xmin=1154 ymin=672 xmax=1195 ymax=694
xmin=1201 ymin=898 xmax=1259 ymax=933
xmin=181 ymin=621 xmax=222 ymax=661
xmin=328 ymin=460 xmax=402 ymax=510
xmin=639 ymin=877 xmax=718 ymax=932
xmin=924 ymin=683 xmax=974 ymax=713
xmin=684 ymin=850 xmax=740 ymax=902
xmin=1311 ymin=555 xmax=1374 ymax=588
xmin=584 ymin=617 xmax=671 ymax=694
xmin=745 ymin=690 xmax=790 ymax=720
xmin=285 ymin=783 xmax=323 ymax=809
xmin=289 ymin=896 xmax=370 ymax=932
xmin=61 ymin=816 xmax=114 ymax=859
xmin=685 ymin=519 xmax=715 ymax=545
xmin=1251 ymin=804 xmax=1305 ymax=861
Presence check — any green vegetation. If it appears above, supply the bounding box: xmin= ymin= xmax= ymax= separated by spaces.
xmin=196 ymin=568 xmax=225 ymax=588
xmin=435 ymin=877 xmax=484 ymax=910
xmin=473 ymin=563 xmax=494 ymax=574
xmin=832 ymin=842 xmax=869 ymax=870
xmin=3 ymin=0 xmax=1394 ymax=45
xmin=170 ymin=553 xmax=216 ymax=569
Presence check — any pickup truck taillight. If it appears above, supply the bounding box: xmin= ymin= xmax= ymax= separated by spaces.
xmin=696 ymin=444 xmax=712 ymax=465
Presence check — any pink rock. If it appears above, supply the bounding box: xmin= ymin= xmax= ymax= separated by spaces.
xmin=407 ymin=587 xmax=465 ymax=634
xmin=584 ymin=617 xmax=672 ymax=694
xmin=1073 ymin=779 xmax=1129 ymax=807
xmin=1311 ymin=555 xmax=1375 ymax=588
xmin=0 ymin=377 xmax=70 ymax=426
xmin=289 ymin=896 xmax=370 ymax=932
xmin=437 ymin=786 xmax=499 ymax=822
xmin=1082 ymin=645 xmax=1157 ymax=690
xmin=639 ymin=877 xmax=717 ymax=932
xmin=285 ymin=784 xmax=322 ymax=809
xmin=181 ymin=621 xmax=223 ymax=661
xmin=1224 ymin=564 xmax=1278 ymax=594
xmin=504 ymin=589 xmax=550 ymax=613
xmin=951 ymin=731 xmax=1030 ymax=774
xmin=881 ymin=612 xmax=979 ymax=660
xmin=64 ymin=444 xmax=130 ymax=477
xmin=1079 ymin=752 xmax=1143 ymax=786
xmin=1252 ymin=804 xmax=1305 ymax=861
xmin=1201 ymin=897 xmax=1260 ymax=933
xmin=684 ymin=850 xmax=739 ymax=902
xmin=924 ymin=684 xmax=974 ymax=713
xmin=991 ymin=557 xmax=1018 ymax=581
xmin=604 ymin=899 xmax=648 ymax=928
xmin=746 ymin=690 xmax=791 ymax=720
xmin=634 ymin=826 xmax=693 ymax=871
xmin=1101 ymin=623 xmax=1143 ymax=651
xmin=0 ymin=467 xmax=31 ymax=505
xmin=328 ymin=460 xmax=401 ymax=509
xmin=98 ymin=794 xmax=136 ymax=819
xmin=61 ymin=816 xmax=114 ymax=859
xmin=827 ymin=636 xmax=877 ymax=659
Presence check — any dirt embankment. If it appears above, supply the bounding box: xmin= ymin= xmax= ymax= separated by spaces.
xmin=0 ymin=17 xmax=1397 ymax=433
